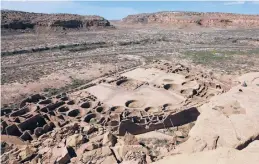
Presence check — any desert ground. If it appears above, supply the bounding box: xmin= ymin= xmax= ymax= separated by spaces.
xmin=1 ymin=10 xmax=259 ymax=163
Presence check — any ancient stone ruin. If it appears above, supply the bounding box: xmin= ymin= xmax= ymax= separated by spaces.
xmin=1 ymin=60 xmax=233 ymax=163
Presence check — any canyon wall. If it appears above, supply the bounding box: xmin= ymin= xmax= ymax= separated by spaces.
xmin=122 ymin=11 xmax=259 ymax=28
xmin=1 ymin=10 xmax=112 ymax=31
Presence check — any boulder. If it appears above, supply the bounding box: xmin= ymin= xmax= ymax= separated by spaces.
xmin=84 ymin=142 xmax=102 ymax=151
xmin=102 ymin=131 xmax=117 ymax=147
xmin=66 ymin=134 xmax=84 ymax=148
xmin=42 ymin=138 xmax=54 ymax=147
xmin=174 ymin=131 xmax=184 ymax=137
xmin=111 ymin=145 xmax=148 ymax=162
xmin=76 ymin=142 xmax=102 ymax=155
xmin=81 ymin=146 xmax=116 ymax=164
xmin=49 ymin=142 xmax=71 ymax=163
xmin=18 ymin=146 xmax=37 ymax=162
xmin=90 ymin=134 xmax=104 ymax=143
xmin=123 ymin=133 xmax=139 ymax=145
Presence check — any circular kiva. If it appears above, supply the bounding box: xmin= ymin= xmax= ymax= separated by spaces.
xmin=80 ymin=101 xmax=92 ymax=108
xmin=68 ymin=109 xmax=81 ymax=117
xmin=96 ymin=106 xmax=104 ymax=113
xmin=110 ymin=106 xmax=125 ymax=113
xmin=125 ymin=100 xmax=145 ymax=108
xmin=57 ymin=106 xmax=69 ymax=113
xmin=67 ymin=100 xmax=75 ymax=105
xmin=182 ymin=80 xmax=198 ymax=88
xmin=144 ymin=107 xmax=159 ymax=113
xmin=180 ymin=88 xmax=197 ymax=97
xmin=84 ymin=113 xmax=97 ymax=123
xmin=163 ymin=83 xmax=181 ymax=90
xmin=162 ymin=103 xmax=177 ymax=112
xmin=163 ymin=103 xmax=172 ymax=108
xmin=60 ymin=96 xmax=68 ymax=101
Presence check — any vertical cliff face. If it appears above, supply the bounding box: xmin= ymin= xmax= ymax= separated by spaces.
xmin=122 ymin=11 xmax=259 ymax=28
xmin=1 ymin=10 xmax=112 ymax=31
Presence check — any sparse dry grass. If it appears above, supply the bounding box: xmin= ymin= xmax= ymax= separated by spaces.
xmin=182 ymin=48 xmax=259 ymax=74
xmin=1 ymin=28 xmax=259 ymax=106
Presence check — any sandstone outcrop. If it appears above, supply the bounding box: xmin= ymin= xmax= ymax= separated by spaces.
xmin=170 ymin=72 xmax=259 ymax=154
xmin=122 ymin=11 xmax=259 ymax=28
xmin=1 ymin=10 xmax=112 ymax=31
xmin=154 ymin=147 xmax=259 ymax=164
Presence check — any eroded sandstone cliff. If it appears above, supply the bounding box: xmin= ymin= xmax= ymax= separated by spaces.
xmin=1 ymin=10 xmax=112 ymax=31
xmin=122 ymin=11 xmax=259 ymax=28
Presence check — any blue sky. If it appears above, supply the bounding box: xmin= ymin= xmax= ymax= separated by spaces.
xmin=1 ymin=1 xmax=259 ymax=20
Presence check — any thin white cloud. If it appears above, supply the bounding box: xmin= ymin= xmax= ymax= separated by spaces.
xmin=223 ymin=1 xmax=245 ymax=5
xmin=0 ymin=1 xmax=138 ymax=20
